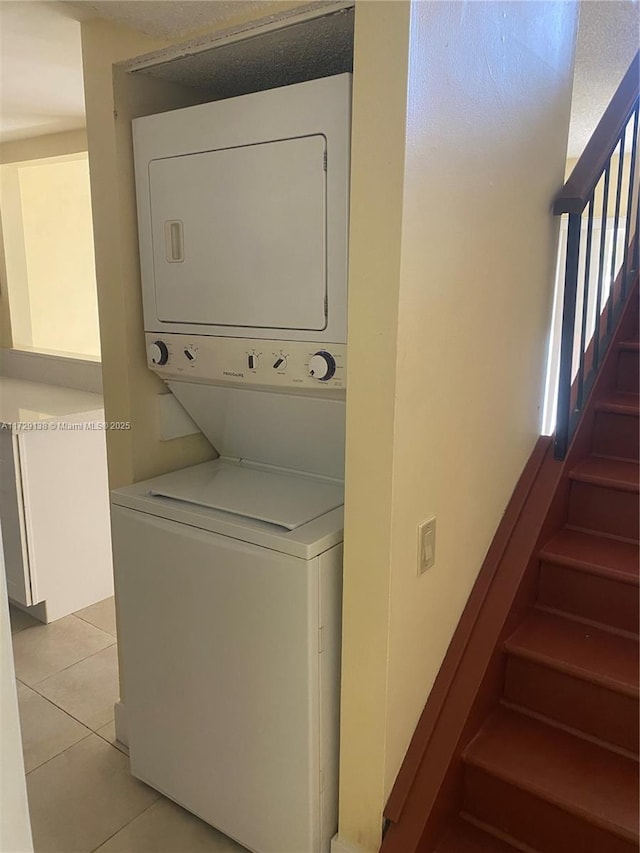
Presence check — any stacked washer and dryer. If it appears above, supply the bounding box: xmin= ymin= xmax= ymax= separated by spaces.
xmin=111 ymin=74 xmax=351 ymax=853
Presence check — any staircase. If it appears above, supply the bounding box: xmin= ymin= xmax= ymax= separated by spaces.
xmin=434 ymin=288 xmax=639 ymax=851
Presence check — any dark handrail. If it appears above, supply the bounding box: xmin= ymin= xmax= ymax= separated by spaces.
xmin=552 ymin=51 xmax=639 ymax=459
xmin=554 ymin=51 xmax=639 ymax=215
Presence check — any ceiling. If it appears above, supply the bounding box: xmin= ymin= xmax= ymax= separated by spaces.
xmin=0 ymin=1 xmax=86 ymax=142
xmin=65 ymin=0 xmax=271 ymax=39
xmin=0 ymin=0 xmax=638 ymax=152
xmin=568 ymin=0 xmax=639 ymax=157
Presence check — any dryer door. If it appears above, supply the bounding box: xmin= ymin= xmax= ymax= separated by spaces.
xmin=148 ymin=135 xmax=327 ymax=332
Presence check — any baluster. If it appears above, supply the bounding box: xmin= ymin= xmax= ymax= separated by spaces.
xmin=593 ymin=165 xmax=611 ymax=370
xmin=621 ymin=102 xmax=638 ymax=298
xmin=608 ymin=135 xmax=626 ymax=331
xmin=555 ymin=211 xmax=582 ymax=459
xmin=634 ymin=173 xmax=640 ymax=273
xmin=576 ymin=196 xmax=595 ymax=411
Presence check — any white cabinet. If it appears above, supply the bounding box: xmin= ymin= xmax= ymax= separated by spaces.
xmin=0 ymin=431 xmax=31 ymax=606
xmin=0 ymin=380 xmax=114 ymax=622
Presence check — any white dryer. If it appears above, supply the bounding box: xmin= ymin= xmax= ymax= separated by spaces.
xmin=132 ymin=73 xmax=351 ymax=345
xmin=113 ymin=73 xmax=352 ymax=853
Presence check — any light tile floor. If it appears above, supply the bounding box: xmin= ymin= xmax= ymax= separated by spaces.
xmin=10 ymin=597 xmax=249 ymax=853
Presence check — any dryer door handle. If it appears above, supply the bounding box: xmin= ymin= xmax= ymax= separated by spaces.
xmin=164 ymin=220 xmax=184 ymax=263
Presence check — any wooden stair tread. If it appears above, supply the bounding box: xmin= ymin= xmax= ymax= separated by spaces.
xmin=570 ymin=457 xmax=640 ymax=492
xmin=540 ymin=529 xmax=639 ymax=584
xmin=434 ymin=818 xmax=521 ymax=852
xmin=618 ymin=340 xmax=640 ymax=352
xmin=505 ymin=609 xmax=639 ymax=696
xmin=595 ymin=392 xmax=640 ymax=415
xmin=464 ymin=707 xmax=640 ymax=841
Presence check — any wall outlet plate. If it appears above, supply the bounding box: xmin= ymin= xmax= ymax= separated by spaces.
xmin=418 ymin=516 xmax=436 ymax=575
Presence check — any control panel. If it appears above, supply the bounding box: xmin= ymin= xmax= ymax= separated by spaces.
xmin=146 ymin=333 xmax=347 ymax=391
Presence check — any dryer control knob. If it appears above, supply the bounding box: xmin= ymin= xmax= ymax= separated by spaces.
xmin=149 ymin=340 xmax=169 ymax=366
xmin=308 ymin=351 xmax=336 ymax=382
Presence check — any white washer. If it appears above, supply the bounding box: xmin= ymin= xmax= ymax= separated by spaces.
xmin=111 ymin=459 xmax=343 ymax=853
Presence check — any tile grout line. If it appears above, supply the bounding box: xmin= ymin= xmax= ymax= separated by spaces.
xmin=87 ymin=796 xmax=162 ymax=853
xmin=23 ymin=712 xmax=129 ymax=776
xmin=25 ymin=686 xmax=117 ymax=735
xmin=73 ymin=611 xmax=117 ymax=638
xmin=25 ymin=733 xmax=157 ymax=853
xmin=24 ymin=725 xmax=130 ymax=778
xmin=22 ymin=643 xmax=119 ymax=734
xmin=22 ymin=683 xmax=111 ymax=738
xmin=13 ymin=613 xmax=116 ymax=688
xmin=95 ymin=726 xmax=129 ymax=756
xmin=14 ymin=602 xmax=159 ymax=853
xmin=25 ymin=731 xmax=95 ymax=777
xmin=24 ymin=636 xmax=117 ymax=691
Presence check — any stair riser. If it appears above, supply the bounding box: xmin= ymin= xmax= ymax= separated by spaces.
xmin=432 ymin=819 xmax=522 ymax=852
xmin=617 ymin=351 xmax=639 ymax=394
xmin=569 ymin=482 xmax=639 ymax=541
xmin=463 ymin=765 xmax=637 ymax=853
xmin=592 ymin=412 xmax=639 ymax=461
xmin=538 ymin=561 xmax=640 ymax=634
xmin=504 ymin=656 xmax=639 ymax=754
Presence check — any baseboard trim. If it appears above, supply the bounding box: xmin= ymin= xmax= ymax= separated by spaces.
xmin=331 ymin=834 xmax=373 ymax=853
xmin=114 ymin=699 xmax=129 ymax=747
xmin=0 ymin=347 xmax=103 ymax=393
xmin=8 ymin=599 xmax=47 ymax=624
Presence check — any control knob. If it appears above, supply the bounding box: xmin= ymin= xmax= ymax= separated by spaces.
xmin=148 ymin=340 xmax=169 ymax=366
xmin=308 ymin=351 xmax=336 ymax=382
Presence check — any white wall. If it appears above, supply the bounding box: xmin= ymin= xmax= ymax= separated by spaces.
xmin=338 ymin=2 xmax=578 ymax=849
xmin=0 ymin=532 xmax=33 ymax=853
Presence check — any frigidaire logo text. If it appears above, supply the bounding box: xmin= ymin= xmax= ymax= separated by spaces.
xmin=223 ymin=371 xmax=245 ymax=378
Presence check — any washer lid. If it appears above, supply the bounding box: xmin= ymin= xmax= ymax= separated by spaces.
xmin=148 ymin=459 xmax=343 ymax=531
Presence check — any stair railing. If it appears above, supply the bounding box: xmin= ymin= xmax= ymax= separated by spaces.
xmin=553 ymin=51 xmax=639 ymax=459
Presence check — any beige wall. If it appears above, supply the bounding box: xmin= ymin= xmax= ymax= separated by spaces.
xmin=338 ymin=3 xmax=410 ymax=849
xmin=2 ymin=154 xmax=101 ymax=358
xmin=81 ymin=4 xmax=311 ymax=489
xmin=339 ymin=2 xmax=579 ymax=849
xmin=0 ymin=185 xmax=20 ymax=350
xmin=81 ymin=2 xmax=579 ymax=850
xmin=0 ymin=130 xmax=89 ymax=351
xmin=80 ymin=19 xmax=211 ymax=488
xmin=0 ymin=211 xmax=10 ymax=349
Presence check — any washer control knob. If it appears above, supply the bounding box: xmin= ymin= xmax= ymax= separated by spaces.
xmin=308 ymin=351 xmax=336 ymax=382
xmin=148 ymin=340 xmax=169 ymax=366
